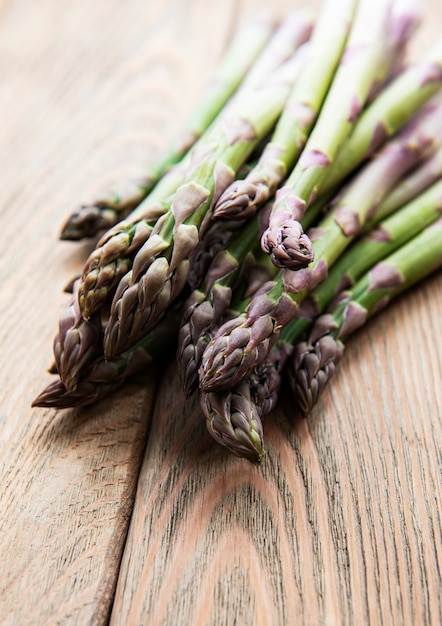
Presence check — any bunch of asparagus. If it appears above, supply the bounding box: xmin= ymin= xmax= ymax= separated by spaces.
xmin=33 ymin=0 xmax=442 ymax=465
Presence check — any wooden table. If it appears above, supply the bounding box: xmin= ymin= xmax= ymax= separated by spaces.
xmin=0 ymin=0 xmax=441 ymax=624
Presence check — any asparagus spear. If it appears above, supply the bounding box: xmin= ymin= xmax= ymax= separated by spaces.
xmin=240 ymin=8 xmax=314 ymax=84
xmin=198 ymin=98 xmax=442 ymax=391
xmin=288 ymin=336 xmax=346 ymax=418
xmin=261 ymin=0 xmax=403 ymax=269
xmin=303 ymin=178 xmax=442 ymax=320
xmin=364 ymin=0 xmax=422 ymax=100
xmin=178 ymin=213 xmax=276 ymax=397
xmin=276 ymin=176 xmax=442 ymax=355
xmin=78 ymin=205 xmax=165 ymax=319
xmin=53 ymin=281 xmax=103 ymax=391
xmin=77 ymin=38 xmax=309 ymax=322
xmin=177 ymin=212 xmax=259 ymax=397
xmin=79 ymin=157 xmax=260 ymax=316
xmin=287 ymin=218 xmax=442 ymax=416
xmin=364 ymin=146 xmax=442 ymax=228
xmin=58 ymin=14 xmax=279 ymax=241
xmin=212 ymin=0 xmax=358 ymax=221
xmin=212 ymin=0 xmax=422 ymax=225
xmin=32 ymin=310 xmax=179 ymax=409
xmin=282 ymin=94 xmax=442 ymax=293
xmin=60 ymin=178 xmax=164 ymax=242
xmin=200 ymin=329 xmax=297 ymax=463
xmin=226 ymin=168 xmax=442 ymax=415
xmin=32 ymin=355 xmax=149 ymax=409
xmin=200 ymin=381 xmax=266 ymax=464
xmin=101 ymin=48 xmax=309 ymax=360
xmin=185 ymin=158 xmax=262 ymax=290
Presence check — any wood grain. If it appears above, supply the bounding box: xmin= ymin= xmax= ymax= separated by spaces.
xmin=0 ymin=0 xmax=440 ymax=625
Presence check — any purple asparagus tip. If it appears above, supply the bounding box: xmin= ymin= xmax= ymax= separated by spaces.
xmin=261 ymin=220 xmax=314 ymax=270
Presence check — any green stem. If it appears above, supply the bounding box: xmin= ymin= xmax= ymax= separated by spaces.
xmin=332 ymin=219 xmax=442 ymax=341
xmin=308 ymin=36 xmax=442 ymax=208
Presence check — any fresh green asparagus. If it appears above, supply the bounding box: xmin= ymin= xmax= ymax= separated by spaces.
xmin=77 ymin=40 xmax=309 ymax=323
xmin=199 ymin=97 xmax=442 ymax=392
xmin=364 ymin=145 xmax=442 ymax=228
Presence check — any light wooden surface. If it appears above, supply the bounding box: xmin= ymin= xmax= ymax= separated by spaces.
xmin=0 ymin=1 xmax=441 ymax=625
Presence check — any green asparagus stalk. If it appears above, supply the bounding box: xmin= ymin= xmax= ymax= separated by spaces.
xmin=239 ymin=8 xmax=314 ymax=86
xmin=198 ymin=97 xmax=442 ymax=391
xmin=364 ymin=145 xmax=442 ymax=228
xmin=261 ymin=0 xmax=404 ymax=269
xmin=59 ymin=14 xmax=278 ymax=241
xmin=364 ymin=0 xmax=422 ymax=99
xmin=305 ymin=178 xmax=442 ymax=317
xmin=77 ymin=37 xmax=310 ymax=322
xmin=288 ymin=218 xmax=442 ymax=416
xmin=283 ymin=95 xmax=442 ymax=295
xmin=212 ymin=0 xmax=357 ymax=221
xmin=101 ymin=48 xmax=309 ymax=360
xmin=212 ymin=0 xmax=422 ymax=225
